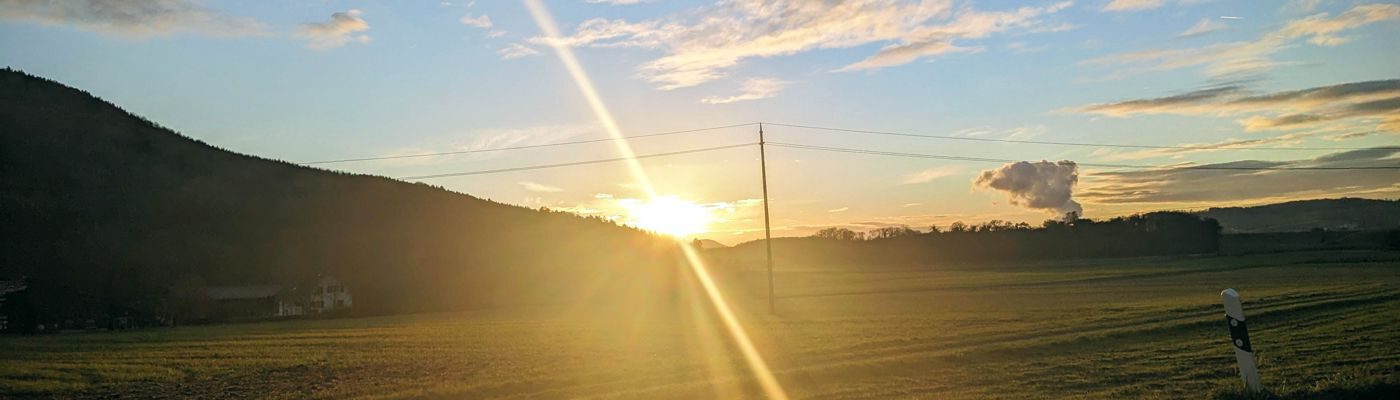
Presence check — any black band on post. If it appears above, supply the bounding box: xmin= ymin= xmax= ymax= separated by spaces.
xmin=1226 ymin=315 xmax=1252 ymax=352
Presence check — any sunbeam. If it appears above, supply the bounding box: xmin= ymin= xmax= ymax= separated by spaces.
xmin=523 ymin=1 xmax=790 ymax=398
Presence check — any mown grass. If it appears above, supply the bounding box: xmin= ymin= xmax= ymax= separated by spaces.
xmin=2 ymin=250 xmax=1397 ymax=399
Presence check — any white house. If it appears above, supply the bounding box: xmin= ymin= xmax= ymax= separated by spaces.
xmin=308 ymin=275 xmax=353 ymax=313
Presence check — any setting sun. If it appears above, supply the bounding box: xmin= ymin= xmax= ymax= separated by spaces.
xmin=621 ymin=195 xmax=712 ymax=237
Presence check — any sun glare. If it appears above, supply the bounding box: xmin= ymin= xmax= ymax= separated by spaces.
xmin=622 ymin=196 xmax=712 ymax=237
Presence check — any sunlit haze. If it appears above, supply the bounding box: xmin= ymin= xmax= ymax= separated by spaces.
xmin=3 ymin=0 xmax=1398 ymax=245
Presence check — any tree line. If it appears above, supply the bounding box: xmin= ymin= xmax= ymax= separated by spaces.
xmin=715 ymin=212 xmax=1223 ymax=266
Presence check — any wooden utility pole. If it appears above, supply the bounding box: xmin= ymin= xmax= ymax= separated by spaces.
xmin=759 ymin=123 xmax=775 ymax=314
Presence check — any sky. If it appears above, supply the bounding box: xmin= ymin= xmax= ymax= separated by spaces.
xmin=2 ymin=0 xmax=1398 ymax=244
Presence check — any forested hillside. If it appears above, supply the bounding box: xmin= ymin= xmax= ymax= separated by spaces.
xmin=0 ymin=69 xmax=678 ymax=320
xmin=1197 ymin=198 xmax=1400 ymax=233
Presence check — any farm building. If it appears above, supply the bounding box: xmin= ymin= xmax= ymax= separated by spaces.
xmin=202 ymin=276 xmax=353 ymax=320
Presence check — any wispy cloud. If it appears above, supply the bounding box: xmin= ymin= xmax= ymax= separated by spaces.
xmin=533 ymin=0 xmax=1076 ymax=89
xmin=1103 ymin=0 xmax=1165 ymax=12
xmin=1078 ymin=79 xmax=1400 ymax=134
xmin=518 ymin=181 xmax=563 ymax=193
xmin=902 ymin=165 xmax=962 ymax=184
xmin=0 ymin=0 xmax=268 ymax=37
xmin=1005 ymin=124 xmax=1048 ymax=140
xmin=827 ymin=207 xmax=849 ymax=213
xmin=1281 ymin=0 xmax=1325 ymax=15
xmin=298 ymin=9 xmax=370 ymax=50
xmin=701 ymin=78 xmax=788 ymax=104
xmin=1178 ymin=17 xmax=1227 ymax=38
xmin=1085 ymin=3 xmax=1400 ymax=79
xmin=586 ymin=0 xmax=650 ymax=4
xmin=498 ymin=43 xmax=540 ymax=59
xmin=459 ymin=13 xmax=492 ymax=28
xmin=1080 ymin=147 xmax=1400 ymax=204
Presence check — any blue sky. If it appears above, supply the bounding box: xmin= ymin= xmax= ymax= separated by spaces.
xmin=3 ymin=0 xmax=1398 ymax=243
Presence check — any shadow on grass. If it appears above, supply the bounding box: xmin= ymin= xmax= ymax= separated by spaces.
xmin=1211 ymin=382 xmax=1399 ymax=400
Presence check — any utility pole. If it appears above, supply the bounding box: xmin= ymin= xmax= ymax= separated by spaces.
xmin=759 ymin=123 xmax=775 ymax=314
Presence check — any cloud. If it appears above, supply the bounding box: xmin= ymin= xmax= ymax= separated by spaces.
xmin=518 ymin=181 xmax=563 ymax=193
xmin=1279 ymin=3 xmax=1400 ymax=46
xmin=1085 ymin=3 xmax=1400 ymax=79
xmin=701 ymin=78 xmax=788 ymax=104
xmin=902 ymin=166 xmax=962 ymax=184
xmin=534 ymin=0 xmax=1076 ymax=89
xmin=827 ymin=207 xmax=849 ymax=213
xmin=459 ymin=13 xmax=492 ymax=29
xmin=586 ymin=0 xmax=650 ymax=4
xmin=1103 ymin=0 xmax=1165 ymax=12
xmin=1005 ymin=124 xmax=1048 ymax=140
xmin=1094 ymin=132 xmax=1314 ymax=161
xmin=1078 ymin=79 xmax=1400 ymax=134
xmin=836 ymin=40 xmax=980 ymax=72
xmin=974 ymin=161 xmax=1084 ymax=216
xmin=498 ymin=43 xmax=540 ymax=59
xmin=298 ymin=9 xmax=370 ymax=50
xmin=0 ymin=0 xmax=268 ymax=37
xmin=1079 ymin=147 xmax=1400 ymax=204
xmin=1281 ymin=0 xmax=1324 ymax=14
xmin=1178 ymin=17 xmax=1227 ymax=38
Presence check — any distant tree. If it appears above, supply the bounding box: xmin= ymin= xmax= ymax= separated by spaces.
xmin=949 ymin=221 xmax=968 ymax=233
xmin=812 ymin=227 xmax=862 ymax=241
xmin=928 ymin=224 xmax=941 ymax=234
xmin=868 ymin=226 xmax=920 ymax=240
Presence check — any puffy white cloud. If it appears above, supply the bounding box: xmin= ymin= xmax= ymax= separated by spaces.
xmin=974 ymin=161 xmax=1083 ymax=216
xmin=0 ymin=0 xmax=268 ymax=37
xmin=700 ymin=78 xmax=788 ymax=104
xmin=298 ymin=9 xmax=370 ymax=50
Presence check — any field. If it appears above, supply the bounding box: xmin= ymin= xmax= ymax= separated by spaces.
xmin=3 ymin=250 xmax=1399 ymax=399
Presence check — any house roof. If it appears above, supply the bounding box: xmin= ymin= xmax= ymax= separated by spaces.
xmin=205 ymin=285 xmax=282 ymax=300
xmin=0 ymin=279 xmax=26 ymax=296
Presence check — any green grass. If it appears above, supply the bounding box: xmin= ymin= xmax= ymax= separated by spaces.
xmin=3 ymin=250 xmax=1398 ymax=399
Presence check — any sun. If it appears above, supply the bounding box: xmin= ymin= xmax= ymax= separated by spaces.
xmin=622 ymin=195 xmax=712 ymax=237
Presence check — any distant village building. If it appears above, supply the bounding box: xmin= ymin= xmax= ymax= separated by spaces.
xmin=202 ymin=276 xmax=352 ymax=320
xmin=0 ymin=278 xmax=29 ymax=332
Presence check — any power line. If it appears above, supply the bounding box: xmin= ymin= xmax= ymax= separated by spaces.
xmin=399 ymin=143 xmax=757 ymax=180
xmin=303 ymin=123 xmax=757 ymax=165
xmin=763 ymin=122 xmax=1392 ymax=152
xmin=767 ymin=142 xmax=1400 ymax=171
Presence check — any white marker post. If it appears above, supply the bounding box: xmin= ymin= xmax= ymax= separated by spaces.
xmin=1221 ymin=288 xmax=1262 ymax=393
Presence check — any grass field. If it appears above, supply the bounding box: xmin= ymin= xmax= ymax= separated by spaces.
xmin=3 ymin=250 xmax=1398 ymax=399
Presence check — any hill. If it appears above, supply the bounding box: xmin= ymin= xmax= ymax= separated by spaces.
xmin=1197 ymin=198 xmax=1400 ymax=233
xmin=0 ymin=69 xmax=679 ymax=321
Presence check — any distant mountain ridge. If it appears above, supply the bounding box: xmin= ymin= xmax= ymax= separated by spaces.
xmin=1195 ymin=198 xmax=1400 ymax=233
xmin=0 ymin=68 xmax=678 ymax=319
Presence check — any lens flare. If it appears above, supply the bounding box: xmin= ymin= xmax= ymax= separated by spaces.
xmin=524 ymin=1 xmax=790 ymax=399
